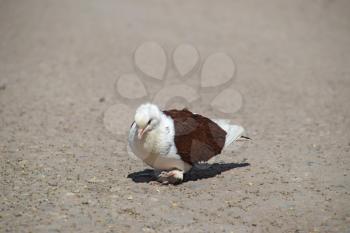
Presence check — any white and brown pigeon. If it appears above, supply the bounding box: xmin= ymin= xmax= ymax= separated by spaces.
xmin=128 ymin=103 xmax=248 ymax=184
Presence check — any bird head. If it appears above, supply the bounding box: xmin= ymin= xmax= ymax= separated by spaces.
xmin=134 ymin=103 xmax=161 ymax=139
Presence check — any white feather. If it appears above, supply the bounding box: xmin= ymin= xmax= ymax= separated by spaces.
xmin=212 ymin=119 xmax=245 ymax=148
xmin=128 ymin=111 xmax=192 ymax=172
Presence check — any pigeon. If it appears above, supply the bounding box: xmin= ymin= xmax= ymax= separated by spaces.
xmin=128 ymin=103 xmax=249 ymax=184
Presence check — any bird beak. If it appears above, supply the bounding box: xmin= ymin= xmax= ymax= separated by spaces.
xmin=138 ymin=127 xmax=146 ymax=139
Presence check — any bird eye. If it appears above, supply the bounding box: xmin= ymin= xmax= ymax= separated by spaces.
xmin=147 ymin=119 xmax=152 ymax=125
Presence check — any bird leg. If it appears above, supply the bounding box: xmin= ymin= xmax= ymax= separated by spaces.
xmin=157 ymin=169 xmax=184 ymax=185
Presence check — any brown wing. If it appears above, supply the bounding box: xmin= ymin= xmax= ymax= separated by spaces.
xmin=163 ymin=109 xmax=227 ymax=165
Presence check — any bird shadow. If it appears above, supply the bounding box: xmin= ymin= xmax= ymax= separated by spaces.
xmin=127 ymin=162 xmax=250 ymax=184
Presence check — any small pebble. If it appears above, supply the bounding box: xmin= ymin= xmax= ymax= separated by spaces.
xmin=0 ymin=84 xmax=6 ymax=91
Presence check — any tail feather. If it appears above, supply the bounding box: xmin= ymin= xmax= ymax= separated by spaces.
xmin=212 ymin=119 xmax=245 ymax=148
xmin=240 ymin=135 xmax=251 ymax=140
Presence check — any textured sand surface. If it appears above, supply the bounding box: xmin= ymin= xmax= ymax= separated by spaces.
xmin=1 ymin=0 xmax=350 ymax=232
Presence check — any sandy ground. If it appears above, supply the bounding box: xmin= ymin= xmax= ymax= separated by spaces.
xmin=1 ymin=0 xmax=350 ymax=232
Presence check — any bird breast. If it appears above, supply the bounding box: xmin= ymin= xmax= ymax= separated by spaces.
xmin=131 ymin=127 xmax=171 ymax=160
xmin=143 ymin=130 xmax=164 ymax=154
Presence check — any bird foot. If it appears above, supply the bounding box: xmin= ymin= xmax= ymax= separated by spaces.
xmin=157 ymin=170 xmax=184 ymax=185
